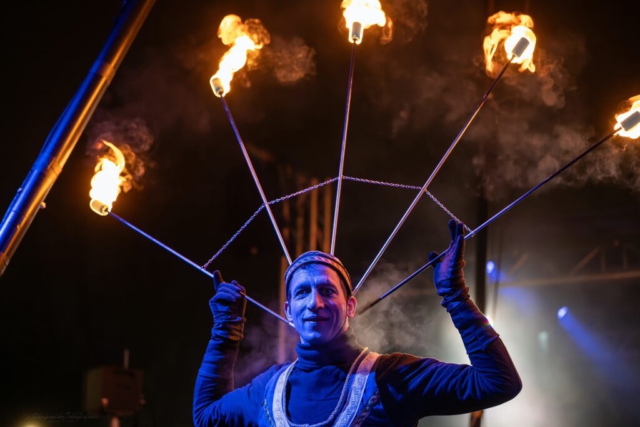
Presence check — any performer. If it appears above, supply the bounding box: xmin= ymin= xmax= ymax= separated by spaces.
xmin=193 ymin=221 xmax=521 ymax=426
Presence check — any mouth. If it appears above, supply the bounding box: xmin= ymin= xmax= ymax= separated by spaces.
xmin=303 ymin=316 xmax=328 ymax=322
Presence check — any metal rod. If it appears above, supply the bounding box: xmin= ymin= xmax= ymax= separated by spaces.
xmin=358 ymin=129 xmax=619 ymax=315
xmin=218 ymin=96 xmax=292 ymax=265
xmin=0 ymin=0 xmax=156 ymax=277
xmin=353 ymin=57 xmax=515 ymax=294
xmin=107 ymin=211 xmax=293 ymax=327
xmin=331 ymin=43 xmax=357 ymax=255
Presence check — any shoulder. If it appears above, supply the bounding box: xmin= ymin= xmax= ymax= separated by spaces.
xmin=375 ymin=352 xmax=436 ymax=369
xmin=248 ymin=362 xmax=291 ymax=387
xmin=374 ymin=352 xmax=441 ymax=380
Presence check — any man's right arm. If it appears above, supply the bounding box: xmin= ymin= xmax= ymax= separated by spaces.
xmin=193 ymin=271 xmax=261 ymax=427
xmin=193 ymin=333 xmax=279 ymax=427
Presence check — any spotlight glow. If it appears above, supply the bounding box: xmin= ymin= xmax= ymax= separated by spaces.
xmin=557 ymin=306 xmax=568 ymax=320
xmin=486 ymin=260 xmax=496 ymax=274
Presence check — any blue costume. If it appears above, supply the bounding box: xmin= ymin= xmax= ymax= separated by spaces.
xmin=193 ymin=299 xmax=520 ymax=426
xmin=194 ymin=223 xmax=521 ymax=426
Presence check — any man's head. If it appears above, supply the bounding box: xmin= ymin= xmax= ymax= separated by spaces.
xmin=284 ymin=251 xmax=357 ymax=345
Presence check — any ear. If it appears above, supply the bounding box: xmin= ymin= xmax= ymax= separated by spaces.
xmin=346 ymin=296 xmax=357 ymax=318
xmin=284 ymin=300 xmax=293 ymax=322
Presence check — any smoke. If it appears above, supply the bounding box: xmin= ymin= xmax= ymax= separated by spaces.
xmin=351 ymin=261 xmax=438 ymax=355
xmin=86 ymin=115 xmax=155 ymax=192
xmin=383 ymin=0 xmax=429 ymax=44
xmin=259 ymin=36 xmax=317 ymax=85
xmin=234 ymin=302 xmax=297 ymax=386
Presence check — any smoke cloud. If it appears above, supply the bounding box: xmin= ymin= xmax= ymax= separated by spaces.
xmin=260 ymin=36 xmax=317 ymax=85
xmin=383 ymin=0 xmax=429 ymax=44
xmin=352 ymin=261 xmax=438 ymax=355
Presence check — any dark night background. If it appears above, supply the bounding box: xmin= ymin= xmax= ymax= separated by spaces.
xmin=2 ymin=0 xmax=640 ymax=426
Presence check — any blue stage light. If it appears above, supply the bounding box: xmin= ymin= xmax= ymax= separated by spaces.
xmin=486 ymin=261 xmax=495 ymax=274
xmin=557 ymin=306 xmax=568 ymax=319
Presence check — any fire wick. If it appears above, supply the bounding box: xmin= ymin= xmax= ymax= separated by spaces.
xmin=353 ymin=41 xmax=528 ymax=295
xmin=358 ymin=126 xmax=624 ymax=315
xmin=107 ymin=211 xmax=293 ymax=327
xmin=331 ymin=43 xmax=357 ymax=255
xmin=218 ymin=96 xmax=293 ymax=265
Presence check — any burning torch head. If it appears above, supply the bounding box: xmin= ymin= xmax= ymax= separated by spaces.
xmin=90 ymin=199 xmax=110 ymax=216
xmin=89 ymin=141 xmax=126 ymax=216
xmin=510 ymin=36 xmax=530 ymax=58
xmin=615 ymin=95 xmax=640 ymax=139
xmin=350 ymin=21 xmax=364 ymax=44
xmin=341 ymin=0 xmax=388 ymax=45
xmin=284 ymin=251 xmax=353 ymax=300
xmin=210 ymin=15 xmax=270 ymax=98
xmin=483 ymin=11 xmax=537 ymax=75
xmin=210 ymin=77 xmax=226 ymax=98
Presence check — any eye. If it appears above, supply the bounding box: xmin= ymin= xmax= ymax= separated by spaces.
xmin=294 ymin=287 xmax=310 ymax=298
xmin=320 ymin=287 xmax=337 ymax=297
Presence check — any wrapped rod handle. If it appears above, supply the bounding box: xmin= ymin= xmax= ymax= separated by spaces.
xmin=210 ymin=77 xmax=225 ymax=98
xmin=350 ymin=22 xmax=363 ymax=44
xmin=621 ymin=111 xmax=640 ymax=131
xmin=90 ymin=199 xmax=110 ymax=216
xmin=512 ymin=37 xmax=530 ymax=58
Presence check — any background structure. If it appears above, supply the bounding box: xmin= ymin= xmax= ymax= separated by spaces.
xmin=1 ymin=0 xmax=639 ymax=426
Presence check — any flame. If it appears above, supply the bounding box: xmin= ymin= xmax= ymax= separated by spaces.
xmin=341 ymin=0 xmax=388 ymax=44
xmin=615 ymin=95 xmax=640 ymax=139
xmin=89 ymin=141 xmax=126 ymax=216
xmin=483 ymin=11 xmax=537 ymax=76
xmin=210 ymin=14 xmax=270 ymax=97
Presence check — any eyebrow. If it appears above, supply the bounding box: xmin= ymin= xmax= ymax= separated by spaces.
xmin=292 ymin=279 xmax=338 ymax=290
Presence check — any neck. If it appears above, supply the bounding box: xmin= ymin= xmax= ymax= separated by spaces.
xmin=295 ymin=328 xmax=364 ymax=370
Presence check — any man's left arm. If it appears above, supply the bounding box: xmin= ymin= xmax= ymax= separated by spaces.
xmin=376 ymin=301 xmax=521 ymax=421
xmin=375 ymin=221 xmax=521 ymax=422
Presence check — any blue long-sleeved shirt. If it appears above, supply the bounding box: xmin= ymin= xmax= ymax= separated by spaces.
xmin=194 ymin=298 xmax=522 ymax=426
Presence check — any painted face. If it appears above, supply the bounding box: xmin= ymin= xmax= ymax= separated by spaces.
xmin=284 ymin=264 xmax=356 ymax=345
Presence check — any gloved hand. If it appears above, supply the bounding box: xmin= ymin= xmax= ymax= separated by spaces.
xmin=209 ymin=270 xmax=247 ymax=341
xmin=429 ymin=220 xmax=470 ymax=311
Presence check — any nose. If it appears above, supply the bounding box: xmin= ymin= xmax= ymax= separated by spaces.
xmin=307 ymin=288 xmax=324 ymax=310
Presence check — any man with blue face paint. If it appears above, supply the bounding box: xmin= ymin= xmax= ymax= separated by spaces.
xmin=193 ymin=221 xmax=522 ymax=426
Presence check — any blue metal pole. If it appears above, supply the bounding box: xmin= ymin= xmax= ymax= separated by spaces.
xmin=0 ymin=0 xmax=156 ymax=276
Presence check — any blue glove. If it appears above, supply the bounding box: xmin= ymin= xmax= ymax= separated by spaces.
xmin=209 ymin=270 xmax=247 ymax=341
xmin=428 ymin=220 xmax=470 ymax=311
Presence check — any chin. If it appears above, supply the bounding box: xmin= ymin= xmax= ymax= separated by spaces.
xmin=300 ymin=330 xmax=332 ymax=345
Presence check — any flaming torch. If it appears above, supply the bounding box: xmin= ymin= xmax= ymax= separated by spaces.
xmin=209 ymin=15 xmax=292 ymax=264
xmin=89 ymin=141 xmax=126 ymax=216
xmin=209 ymin=14 xmax=269 ymax=98
xmin=341 ymin=0 xmax=388 ymax=45
xmin=359 ymin=106 xmax=640 ymax=315
xmin=331 ymin=1 xmax=390 ymax=255
xmin=483 ymin=11 xmax=537 ymax=76
xmin=353 ymin=13 xmax=537 ymax=293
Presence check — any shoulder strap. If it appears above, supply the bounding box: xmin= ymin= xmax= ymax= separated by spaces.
xmin=333 ymin=351 xmax=380 ymax=427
